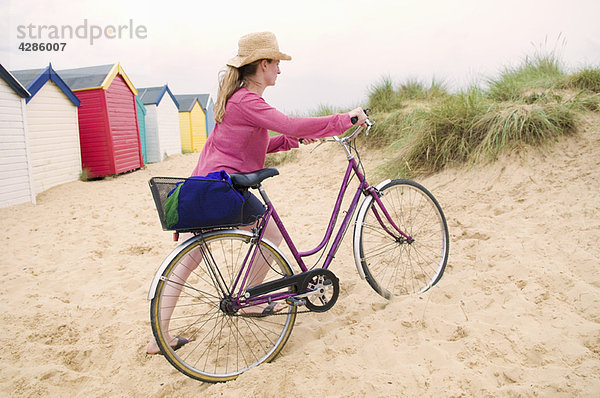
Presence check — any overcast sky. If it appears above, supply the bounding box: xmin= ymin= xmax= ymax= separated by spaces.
xmin=2 ymin=0 xmax=599 ymax=114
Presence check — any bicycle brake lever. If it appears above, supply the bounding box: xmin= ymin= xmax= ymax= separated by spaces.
xmin=365 ymin=119 xmax=374 ymax=136
xmin=310 ymin=138 xmax=326 ymax=153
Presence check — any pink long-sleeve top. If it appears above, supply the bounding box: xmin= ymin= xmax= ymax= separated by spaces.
xmin=191 ymin=88 xmax=353 ymax=176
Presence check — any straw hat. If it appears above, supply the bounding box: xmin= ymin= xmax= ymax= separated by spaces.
xmin=227 ymin=32 xmax=292 ymax=68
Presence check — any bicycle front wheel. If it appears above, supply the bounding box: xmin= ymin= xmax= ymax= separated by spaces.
xmin=353 ymin=179 xmax=449 ymax=298
xmin=150 ymin=230 xmax=296 ymax=382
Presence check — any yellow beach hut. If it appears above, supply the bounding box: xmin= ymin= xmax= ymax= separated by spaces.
xmin=174 ymin=94 xmax=207 ymax=153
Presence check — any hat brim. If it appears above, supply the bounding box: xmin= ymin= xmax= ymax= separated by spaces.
xmin=227 ymin=51 xmax=292 ymax=68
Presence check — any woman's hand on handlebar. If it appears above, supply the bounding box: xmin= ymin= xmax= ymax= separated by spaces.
xmin=299 ymin=138 xmax=319 ymax=145
xmin=348 ymin=107 xmax=368 ymax=127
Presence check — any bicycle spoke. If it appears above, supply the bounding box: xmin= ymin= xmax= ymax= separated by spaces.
xmin=162 ymin=278 xmax=221 ymax=302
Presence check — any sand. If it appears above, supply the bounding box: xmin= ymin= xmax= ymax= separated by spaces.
xmin=1 ymin=114 xmax=599 ymax=397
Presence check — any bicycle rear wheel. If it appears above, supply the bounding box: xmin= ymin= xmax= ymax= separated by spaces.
xmin=353 ymin=179 xmax=449 ymax=298
xmin=150 ymin=230 xmax=296 ymax=382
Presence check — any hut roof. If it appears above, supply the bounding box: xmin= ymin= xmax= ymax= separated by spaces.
xmin=57 ymin=63 xmax=137 ymax=94
xmin=175 ymin=93 xmax=212 ymax=112
xmin=174 ymin=94 xmax=200 ymax=112
xmin=138 ymin=85 xmax=179 ymax=108
xmin=0 ymin=64 xmax=30 ymax=98
xmin=197 ymin=94 xmax=211 ymax=111
xmin=11 ymin=64 xmax=80 ymax=106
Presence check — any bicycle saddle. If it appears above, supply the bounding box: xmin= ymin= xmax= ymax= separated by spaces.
xmin=230 ymin=168 xmax=279 ymax=188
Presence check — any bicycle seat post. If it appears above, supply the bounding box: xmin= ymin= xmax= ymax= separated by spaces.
xmin=257 ymin=184 xmax=271 ymax=205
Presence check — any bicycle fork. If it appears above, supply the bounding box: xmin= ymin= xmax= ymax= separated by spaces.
xmin=353 ymin=181 xmax=413 ymax=280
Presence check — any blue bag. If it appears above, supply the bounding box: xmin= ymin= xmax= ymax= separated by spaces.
xmin=164 ymin=171 xmax=245 ymax=230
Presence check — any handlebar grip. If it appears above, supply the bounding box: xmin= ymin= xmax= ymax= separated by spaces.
xmin=351 ymin=108 xmax=370 ymax=125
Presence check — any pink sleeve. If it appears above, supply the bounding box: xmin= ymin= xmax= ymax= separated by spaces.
xmin=239 ymin=94 xmax=354 ymax=139
xmin=267 ymin=135 xmax=299 ymax=153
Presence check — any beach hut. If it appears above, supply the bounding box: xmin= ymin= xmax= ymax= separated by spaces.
xmin=198 ymin=94 xmax=215 ymax=136
xmin=11 ymin=64 xmax=82 ymax=197
xmin=174 ymin=94 xmax=206 ymax=153
xmin=136 ymin=96 xmax=148 ymax=163
xmin=57 ymin=63 xmax=143 ymax=178
xmin=138 ymin=85 xmax=181 ymax=163
xmin=0 ymin=64 xmax=34 ymax=207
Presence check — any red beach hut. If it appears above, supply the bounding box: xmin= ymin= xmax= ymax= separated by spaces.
xmin=58 ymin=63 xmax=143 ymax=178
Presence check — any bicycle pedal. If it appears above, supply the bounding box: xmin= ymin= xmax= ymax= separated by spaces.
xmin=285 ymin=297 xmax=306 ymax=307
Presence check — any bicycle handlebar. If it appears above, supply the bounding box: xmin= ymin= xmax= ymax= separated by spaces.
xmin=309 ymin=116 xmax=373 ymax=154
xmin=307 ymin=109 xmax=373 ymax=154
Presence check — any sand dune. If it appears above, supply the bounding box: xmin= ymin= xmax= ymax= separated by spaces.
xmin=1 ymin=114 xmax=599 ymax=397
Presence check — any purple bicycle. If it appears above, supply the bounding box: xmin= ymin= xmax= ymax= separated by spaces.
xmin=147 ymin=112 xmax=449 ymax=382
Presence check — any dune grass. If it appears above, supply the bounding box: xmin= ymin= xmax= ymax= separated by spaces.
xmin=368 ymin=76 xmax=403 ymax=112
xmin=564 ymin=67 xmax=600 ymax=93
xmin=367 ymin=76 xmax=448 ymax=112
xmin=398 ymin=77 xmax=448 ymax=101
xmin=399 ymin=87 xmax=492 ymax=171
xmin=393 ymin=91 xmax=579 ymax=173
xmin=363 ymin=51 xmax=599 ymax=178
xmin=487 ymin=52 xmax=566 ymax=102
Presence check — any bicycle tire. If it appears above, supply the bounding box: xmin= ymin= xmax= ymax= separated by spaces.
xmin=353 ymin=179 xmax=449 ymax=298
xmin=150 ymin=230 xmax=297 ymax=382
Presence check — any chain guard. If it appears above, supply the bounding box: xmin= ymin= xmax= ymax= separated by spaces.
xmin=299 ymin=269 xmax=339 ymax=312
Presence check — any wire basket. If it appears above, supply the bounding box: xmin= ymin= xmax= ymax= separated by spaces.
xmin=148 ymin=177 xmax=244 ymax=232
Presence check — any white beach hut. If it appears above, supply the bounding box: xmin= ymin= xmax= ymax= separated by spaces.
xmin=11 ymin=64 xmax=82 ymax=197
xmin=0 ymin=64 xmax=34 ymax=207
xmin=138 ymin=85 xmax=181 ymax=163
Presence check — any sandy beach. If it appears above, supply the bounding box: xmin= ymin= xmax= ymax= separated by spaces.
xmin=1 ymin=113 xmax=599 ymax=397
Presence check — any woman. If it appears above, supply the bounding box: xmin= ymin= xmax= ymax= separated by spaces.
xmin=146 ymin=31 xmax=367 ymax=354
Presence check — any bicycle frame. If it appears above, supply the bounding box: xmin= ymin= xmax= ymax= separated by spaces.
xmin=231 ymin=126 xmax=413 ymax=305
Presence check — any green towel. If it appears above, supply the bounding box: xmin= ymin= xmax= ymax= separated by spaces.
xmin=164 ymin=183 xmax=183 ymax=228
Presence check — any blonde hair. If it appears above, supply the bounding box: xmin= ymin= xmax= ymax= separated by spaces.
xmin=213 ymin=59 xmax=271 ymax=123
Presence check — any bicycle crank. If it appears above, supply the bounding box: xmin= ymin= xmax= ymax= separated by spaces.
xmin=295 ymin=269 xmax=339 ymax=312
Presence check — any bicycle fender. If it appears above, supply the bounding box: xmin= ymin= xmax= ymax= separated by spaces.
xmin=352 ymin=179 xmax=391 ymax=280
xmin=147 ymin=234 xmax=205 ymax=300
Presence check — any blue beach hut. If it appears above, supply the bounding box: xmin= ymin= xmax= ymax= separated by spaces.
xmin=10 ymin=63 xmax=82 ymax=198
xmin=198 ymin=94 xmax=215 ymax=136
